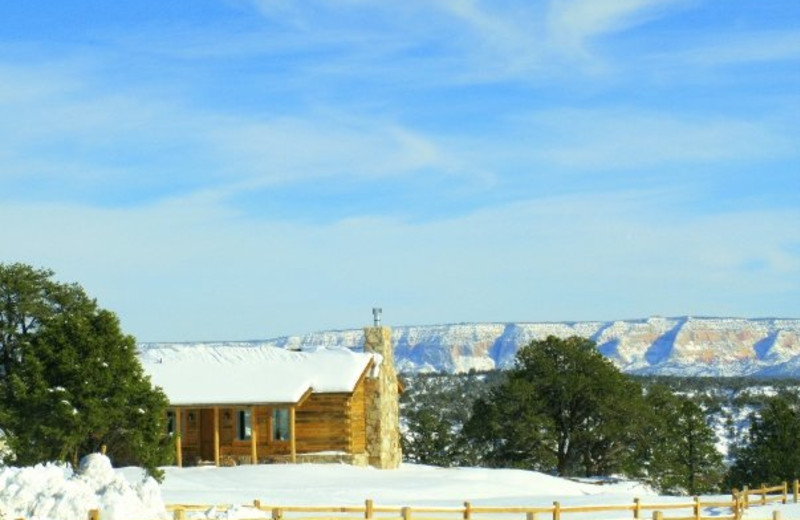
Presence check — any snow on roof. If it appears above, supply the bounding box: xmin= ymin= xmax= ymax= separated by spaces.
xmin=139 ymin=345 xmax=379 ymax=406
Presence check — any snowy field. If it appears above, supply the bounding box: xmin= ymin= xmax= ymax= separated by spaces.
xmin=1 ymin=455 xmax=798 ymax=520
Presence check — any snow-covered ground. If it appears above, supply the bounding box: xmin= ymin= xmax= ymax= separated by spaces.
xmin=2 ymin=455 xmax=798 ymax=520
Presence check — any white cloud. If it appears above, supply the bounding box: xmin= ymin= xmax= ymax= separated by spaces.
xmin=518 ymin=107 xmax=795 ymax=169
xmin=546 ymin=0 xmax=687 ymax=54
xmin=205 ymin=114 xmax=446 ymax=187
xmin=681 ymin=30 xmax=800 ymax=66
xmin=0 ymin=59 xmax=457 ymax=204
xmin=2 ymin=191 xmax=797 ymax=341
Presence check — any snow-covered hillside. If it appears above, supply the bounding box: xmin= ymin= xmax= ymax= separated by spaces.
xmin=140 ymin=317 xmax=800 ymax=377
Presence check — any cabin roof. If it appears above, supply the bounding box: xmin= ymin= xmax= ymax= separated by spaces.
xmin=139 ymin=345 xmax=379 ymax=406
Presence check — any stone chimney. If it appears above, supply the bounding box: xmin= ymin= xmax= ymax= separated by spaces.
xmin=363 ymin=324 xmax=402 ymax=469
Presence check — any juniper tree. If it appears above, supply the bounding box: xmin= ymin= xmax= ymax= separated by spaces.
xmin=0 ymin=263 xmax=171 ymax=478
xmin=636 ymin=384 xmax=724 ymax=494
xmin=727 ymin=392 xmax=800 ymax=488
xmin=464 ymin=335 xmax=645 ymax=477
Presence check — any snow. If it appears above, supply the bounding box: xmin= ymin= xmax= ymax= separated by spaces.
xmin=0 ymin=454 xmax=165 ymax=520
xmin=4 ymin=455 xmax=799 ymax=520
xmin=140 ymin=345 xmax=378 ymax=405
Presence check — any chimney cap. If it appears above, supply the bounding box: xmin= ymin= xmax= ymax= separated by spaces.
xmin=372 ymin=307 xmax=383 ymax=327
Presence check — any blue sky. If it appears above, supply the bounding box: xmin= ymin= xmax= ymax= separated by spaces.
xmin=2 ymin=0 xmax=799 ymax=342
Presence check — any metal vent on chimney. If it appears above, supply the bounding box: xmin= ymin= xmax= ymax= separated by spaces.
xmin=372 ymin=307 xmax=382 ymax=327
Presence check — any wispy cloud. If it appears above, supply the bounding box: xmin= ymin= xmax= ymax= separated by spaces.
xmin=681 ymin=30 xmax=800 ymax=66
xmin=546 ymin=0 xmax=688 ymax=55
xmin=520 ymin=107 xmax=795 ymax=170
xmin=3 ymin=191 xmax=797 ymax=340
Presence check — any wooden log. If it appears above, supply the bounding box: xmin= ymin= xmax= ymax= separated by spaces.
xmin=214 ymin=407 xmax=220 ymax=467
xmin=250 ymin=406 xmax=258 ymax=465
xmin=290 ymin=407 xmax=297 ymax=463
xmin=175 ymin=408 xmax=183 ymax=468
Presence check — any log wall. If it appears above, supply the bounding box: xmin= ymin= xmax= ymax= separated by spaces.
xmin=174 ymin=374 xmax=369 ymax=465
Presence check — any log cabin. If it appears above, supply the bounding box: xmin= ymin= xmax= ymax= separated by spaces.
xmin=140 ymin=326 xmax=402 ymax=469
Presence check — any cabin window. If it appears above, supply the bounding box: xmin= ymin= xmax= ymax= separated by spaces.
xmin=272 ymin=408 xmax=290 ymax=441
xmin=166 ymin=410 xmax=186 ymax=436
xmin=237 ymin=409 xmax=252 ymax=441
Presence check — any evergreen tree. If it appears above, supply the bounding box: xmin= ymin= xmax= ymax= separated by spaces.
xmin=401 ymin=372 xmax=491 ymax=466
xmin=728 ymin=392 xmax=800 ymax=488
xmin=637 ymin=385 xmax=724 ymax=494
xmin=464 ymin=335 xmax=644 ymax=477
xmin=0 ymin=263 xmax=171 ymax=478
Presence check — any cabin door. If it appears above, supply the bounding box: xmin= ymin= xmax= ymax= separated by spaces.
xmin=199 ymin=409 xmax=216 ymax=461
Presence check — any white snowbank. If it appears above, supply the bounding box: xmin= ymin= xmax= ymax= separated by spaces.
xmin=0 ymin=454 xmax=166 ymax=520
xmin=3 ymin=457 xmax=795 ymax=520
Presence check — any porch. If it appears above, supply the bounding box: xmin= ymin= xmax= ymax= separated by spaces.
xmin=170 ymin=405 xmax=297 ymax=467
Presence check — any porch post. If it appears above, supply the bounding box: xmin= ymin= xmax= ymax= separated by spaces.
xmin=250 ymin=405 xmax=258 ymax=464
xmin=174 ymin=407 xmax=183 ymax=468
xmin=213 ymin=406 xmax=220 ymax=467
xmin=290 ymin=406 xmax=297 ymax=464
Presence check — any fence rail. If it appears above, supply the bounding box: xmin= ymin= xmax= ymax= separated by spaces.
xmin=17 ymin=479 xmax=799 ymax=520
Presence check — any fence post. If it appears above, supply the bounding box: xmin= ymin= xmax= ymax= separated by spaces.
xmin=464 ymin=501 xmax=472 ymax=520
xmin=743 ymin=486 xmax=749 ymax=509
xmin=794 ymin=480 xmax=799 ymax=503
xmin=87 ymin=510 xmax=100 ymax=520
xmin=762 ymin=483 xmax=768 ymax=506
xmin=552 ymin=501 xmax=561 ymax=520
xmin=773 ymin=510 xmax=782 ymax=520
xmin=402 ymin=506 xmax=412 ymax=520
xmin=783 ymin=481 xmax=788 ymax=504
xmin=173 ymin=509 xmax=186 ymax=520
xmin=272 ymin=507 xmax=283 ymax=520
xmin=652 ymin=512 xmax=663 ymax=520
xmin=526 ymin=513 xmax=538 ymax=520
xmin=633 ymin=497 xmax=641 ymax=519
xmin=693 ymin=496 xmax=700 ymax=520
xmin=366 ymin=499 xmax=374 ymax=520
xmin=254 ymin=500 xmax=262 ymax=510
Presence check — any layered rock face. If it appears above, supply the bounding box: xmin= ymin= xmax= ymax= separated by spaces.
xmin=140 ymin=317 xmax=800 ymax=377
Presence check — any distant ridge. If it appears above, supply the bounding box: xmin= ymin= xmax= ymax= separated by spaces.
xmin=139 ymin=316 xmax=800 ymax=378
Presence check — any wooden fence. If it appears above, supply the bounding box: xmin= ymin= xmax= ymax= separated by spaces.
xmin=160 ymin=492 xmax=790 ymax=520
xmin=19 ymin=479 xmax=800 ymax=520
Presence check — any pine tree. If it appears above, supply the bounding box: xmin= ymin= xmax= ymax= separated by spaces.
xmin=0 ymin=263 xmax=171 ymax=478
xmin=728 ymin=392 xmax=800 ymax=488
xmin=463 ymin=335 xmax=644 ymax=476
xmin=637 ymin=385 xmax=724 ymax=494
